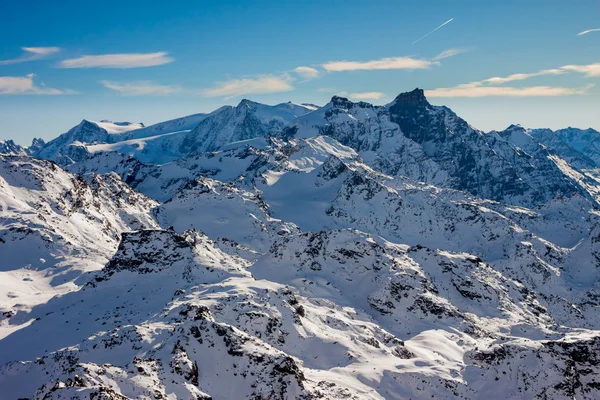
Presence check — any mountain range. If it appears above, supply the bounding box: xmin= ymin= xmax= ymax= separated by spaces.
xmin=1 ymin=89 xmax=600 ymax=399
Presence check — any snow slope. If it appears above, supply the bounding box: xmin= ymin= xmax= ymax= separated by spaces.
xmin=0 ymin=155 xmax=158 ymax=338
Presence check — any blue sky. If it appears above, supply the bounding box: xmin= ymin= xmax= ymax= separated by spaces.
xmin=1 ymin=0 xmax=600 ymax=144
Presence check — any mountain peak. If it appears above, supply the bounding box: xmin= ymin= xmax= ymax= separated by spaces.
xmin=330 ymin=95 xmax=354 ymax=108
xmin=392 ymin=88 xmax=429 ymax=106
xmin=77 ymin=119 xmax=105 ymax=131
xmin=237 ymin=98 xmax=256 ymax=108
xmin=506 ymin=123 xmax=524 ymax=130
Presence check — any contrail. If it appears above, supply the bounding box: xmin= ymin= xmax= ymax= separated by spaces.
xmin=577 ymin=28 xmax=600 ymax=36
xmin=413 ymin=18 xmax=454 ymax=45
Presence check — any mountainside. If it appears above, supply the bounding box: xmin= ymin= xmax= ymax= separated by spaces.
xmin=179 ymin=100 xmax=315 ymax=154
xmin=35 ymin=101 xmax=316 ymax=165
xmin=2 ymin=90 xmax=600 ymax=399
xmin=35 ymin=120 xmax=137 ymax=162
xmin=531 ymin=127 xmax=600 ymax=168
xmin=0 ymin=155 xmax=158 ymax=332
xmin=283 ymin=89 xmax=598 ymax=208
xmin=82 ymin=113 xmax=214 ymax=164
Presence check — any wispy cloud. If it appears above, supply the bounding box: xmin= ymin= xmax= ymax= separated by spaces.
xmin=426 ymin=82 xmax=593 ymax=98
xmin=577 ymin=28 xmax=600 ymax=36
xmin=60 ymin=52 xmax=173 ymax=68
xmin=293 ymin=66 xmax=320 ymax=79
xmin=0 ymin=47 xmax=61 ymax=65
xmin=433 ymin=48 xmax=469 ymax=61
xmin=0 ymin=74 xmax=74 ymax=95
xmin=426 ymin=60 xmax=600 ymax=98
xmin=482 ymin=62 xmax=600 ymax=83
xmin=349 ymin=92 xmax=385 ymax=100
xmin=425 ymin=61 xmax=600 ymax=98
xmin=413 ymin=18 xmax=454 ymax=45
xmin=101 ymin=80 xmax=180 ymax=96
xmin=202 ymin=74 xmax=294 ymax=99
xmin=561 ymin=62 xmax=600 ymax=77
xmin=482 ymin=69 xmax=566 ymax=85
xmin=323 ymin=56 xmax=437 ymax=72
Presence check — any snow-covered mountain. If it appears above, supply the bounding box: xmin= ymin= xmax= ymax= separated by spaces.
xmin=282 ymin=89 xmax=598 ymax=208
xmin=0 ymin=138 xmax=43 ymax=156
xmin=35 ymin=100 xmax=316 ymax=165
xmin=0 ymin=140 xmax=27 ymax=156
xmin=0 ymin=155 xmax=158 ymax=333
xmin=2 ymin=90 xmax=600 ymax=399
xmin=35 ymin=120 xmax=142 ymax=162
xmin=178 ymin=100 xmax=316 ymax=154
xmin=531 ymin=127 xmax=600 ymax=167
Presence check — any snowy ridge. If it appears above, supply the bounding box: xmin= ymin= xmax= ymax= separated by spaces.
xmin=0 ymin=139 xmax=30 ymax=156
xmin=35 ymin=100 xmax=316 ymax=165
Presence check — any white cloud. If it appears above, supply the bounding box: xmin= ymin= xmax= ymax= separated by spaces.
xmin=482 ymin=69 xmax=566 ymax=85
xmin=293 ymin=66 xmax=320 ymax=79
xmin=0 ymin=76 xmax=33 ymax=94
xmin=101 ymin=80 xmax=179 ymax=96
xmin=202 ymin=75 xmax=294 ymax=99
xmin=60 ymin=52 xmax=173 ymax=68
xmin=577 ymin=28 xmax=600 ymax=36
xmin=0 ymin=74 xmax=73 ymax=95
xmin=433 ymin=48 xmax=469 ymax=61
xmin=0 ymin=47 xmax=61 ymax=65
xmin=560 ymin=62 xmax=600 ymax=77
xmin=426 ymin=82 xmax=593 ymax=98
xmin=425 ymin=61 xmax=600 ymax=98
xmin=22 ymin=47 xmax=61 ymax=56
xmin=482 ymin=62 xmax=600 ymax=82
xmin=323 ymin=56 xmax=437 ymax=72
xmin=317 ymin=87 xmax=335 ymax=93
xmin=349 ymin=92 xmax=385 ymax=100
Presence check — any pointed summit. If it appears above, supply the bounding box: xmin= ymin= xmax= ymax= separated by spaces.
xmin=237 ymin=98 xmax=256 ymax=109
xmin=506 ymin=124 xmax=524 ymax=131
xmin=330 ymin=95 xmax=354 ymax=109
xmin=496 ymin=124 xmax=527 ymax=138
xmin=392 ymin=88 xmax=429 ymax=107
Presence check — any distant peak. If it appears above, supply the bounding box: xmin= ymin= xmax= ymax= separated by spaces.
xmin=237 ymin=98 xmax=256 ymax=107
xmin=496 ymin=124 xmax=527 ymax=138
xmin=505 ymin=124 xmax=525 ymax=131
xmin=330 ymin=95 xmax=353 ymax=108
xmin=392 ymin=88 xmax=429 ymax=106
xmin=30 ymin=137 xmax=45 ymax=147
xmin=79 ymin=119 xmax=98 ymax=127
xmin=330 ymin=95 xmax=349 ymax=101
